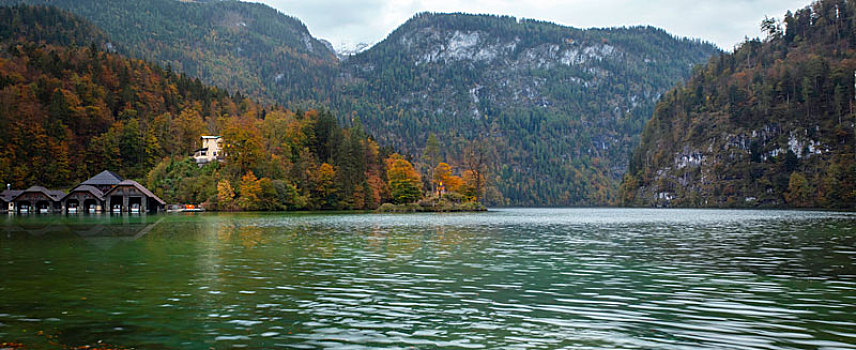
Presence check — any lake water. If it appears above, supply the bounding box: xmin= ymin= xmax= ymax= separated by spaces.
xmin=1 ymin=209 xmax=855 ymax=349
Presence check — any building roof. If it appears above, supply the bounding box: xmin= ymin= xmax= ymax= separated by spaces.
xmin=0 ymin=189 xmax=23 ymax=203
xmin=62 ymin=185 xmax=105 ymax=201
xmin=106 ymin=180 xmax=166 ymax=205
xmin=81 ymin=170 xmax=124 ymax=186
xmin=201 ymin=136 xmax=222 ymax=139
xmin=15 ymin=186 xmax=65 ymax=201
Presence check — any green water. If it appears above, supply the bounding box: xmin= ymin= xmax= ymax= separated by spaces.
xmin=1 ymin=209 xmax=855 ymax=349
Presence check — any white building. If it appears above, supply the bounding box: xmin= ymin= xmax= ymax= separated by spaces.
xmin=193 ymin=136 xmax=224 ymax=164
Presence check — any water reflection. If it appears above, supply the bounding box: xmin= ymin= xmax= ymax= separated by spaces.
xmin=0 ymin=210 xmax=854 ymax=349
xmin=2 ymin=214 xmax=164 ymax=244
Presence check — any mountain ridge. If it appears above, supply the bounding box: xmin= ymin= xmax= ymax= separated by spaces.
xmin=0 ymin=0 xmax=339 ymax=104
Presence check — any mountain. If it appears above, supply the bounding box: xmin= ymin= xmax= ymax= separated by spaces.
xmin=0 ymin=1 xmax=720 ymax=206
xmin=0 ymin=5 xmax=391 ymax=212
xmin=336 ymin=13 xmax=719 ymax=205
xmin=622 ymin=0 xmax=856 ymax=209
xmin=0 ymin=0 xmax=338 ymax=104
xmin=0 ymin=5 xmax=108 ymax=47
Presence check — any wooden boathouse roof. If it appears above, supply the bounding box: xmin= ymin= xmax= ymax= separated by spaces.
xmin=1 ymin=190 xmax=23 ymax=203
xmin=81 ymin=170 xmax=124 ymax=186
xmin=106 ymin=180 xmax=166 ymax=205
xmin=14 ymin=186 xmax=66 ymax=201
xmin=61 ymin=185 xmax=106 ymax=201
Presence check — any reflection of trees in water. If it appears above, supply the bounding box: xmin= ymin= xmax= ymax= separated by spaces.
xmin=1 ymin=216 xmax=166 ymax=250
xmin=215 ymin=222 xmax=276 ymax=249
xmin=434 ymin=226 xmax=473 ymax=249
xmin=361 ymin=225 xmax=482 ymax=260
xmin=301 ymin=227 xmax=337 ymax=258
xmin=236 ymin=226 xmax=267 ymax=249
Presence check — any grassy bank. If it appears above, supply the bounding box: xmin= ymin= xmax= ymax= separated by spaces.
xmin=376 ymin=197 xmax=487 ymax=213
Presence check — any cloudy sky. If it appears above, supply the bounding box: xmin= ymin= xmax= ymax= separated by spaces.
xmin=249 ymin=0 xmax=810 ymax=52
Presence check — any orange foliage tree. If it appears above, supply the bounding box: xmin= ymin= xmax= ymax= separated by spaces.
xmin=433 ymin=162 xmax=464 ymax=194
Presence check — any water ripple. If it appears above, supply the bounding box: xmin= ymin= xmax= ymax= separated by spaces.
xmin=0 ymin=209 xmax=854 ymax=349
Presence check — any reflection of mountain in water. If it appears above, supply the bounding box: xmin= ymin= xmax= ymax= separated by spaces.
xmin=1 ymin=216 xmax=165 ymax=249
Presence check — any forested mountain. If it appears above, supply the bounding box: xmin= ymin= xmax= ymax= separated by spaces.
xmin=0 ymin=0 xmax=338 ymax=104
xmin=0 ymin=0 xmax=720 ymax=206
xmin=0 ymin=5 xmax=108 ymax=47
xmin=622 ymin=0 xmax=856 ymax=209
xmin=337 ymin=13 xmax=719 ymax=205
xmin=0 ymin=6 xmax=395 ymax=211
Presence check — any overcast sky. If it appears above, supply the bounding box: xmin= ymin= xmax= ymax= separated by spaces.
xmin=248 ymin=0 xmax=810 ymax=52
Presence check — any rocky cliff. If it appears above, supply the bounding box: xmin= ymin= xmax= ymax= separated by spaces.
xmin=623 ymin=0 xmax=856 ymax=209
xmin=338 ymin=13 xmax=719 ymax=205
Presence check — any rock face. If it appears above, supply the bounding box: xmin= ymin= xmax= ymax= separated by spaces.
xmin=623 ymin=0 xmax=856 ymax=209
xmin=338 ymin=13 xmax=719 ymax=206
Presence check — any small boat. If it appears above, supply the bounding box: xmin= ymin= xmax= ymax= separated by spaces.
xmin=167 ymin=204 xmax=205 ymax=213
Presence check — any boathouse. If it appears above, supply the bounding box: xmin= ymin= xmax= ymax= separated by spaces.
xmin=5 ymin=170 xmax=165 ymax=214
xmin=12 ymin=186 xmax=65 ymax=214
xmin=61 ymin=185 xmax=105 ymax=214
xmin=103 ymin=180 xmax=166 ymax=214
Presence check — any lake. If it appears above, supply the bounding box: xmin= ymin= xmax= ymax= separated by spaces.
xmin=1 ymin=209 xmax=855 ymax=349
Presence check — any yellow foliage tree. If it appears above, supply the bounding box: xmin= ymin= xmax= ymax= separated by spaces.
xmin=462 ymin=170 xmax=485 ymax=202
xmin=217 ymin=179 xmax=236 ymax=210
xmin=238 ymin=171 xmax=262 ymax=211
xmin=315 ymin=163 xmax=338 ymax=209
xmin=386 ymin=154 xmax=422 ymax=204
xmin=223 ymin=116 xmax=264 ymax=175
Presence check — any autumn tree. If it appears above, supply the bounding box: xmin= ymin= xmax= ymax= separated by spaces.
xmin=217 ymin=179 xmax=236 ymax=211
xmin=364 ymin=139 xmax=388 ymax=209
xmin=433 ymin=162 xmax=464 ymax=194
xmin=237 ymin=171 xmax=262 ymax=211
xmin=171 ymin=108 xmax=207 ymax=155
xmin=386 ymin=154 xmax=422 ymax=204
xmin=313 ymin=163 xmax=338 ymax=209
xmin=785 ymin=172 xmax=811 ymax=208
xmin=222 ymin=116 xmax=264 ymax=176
